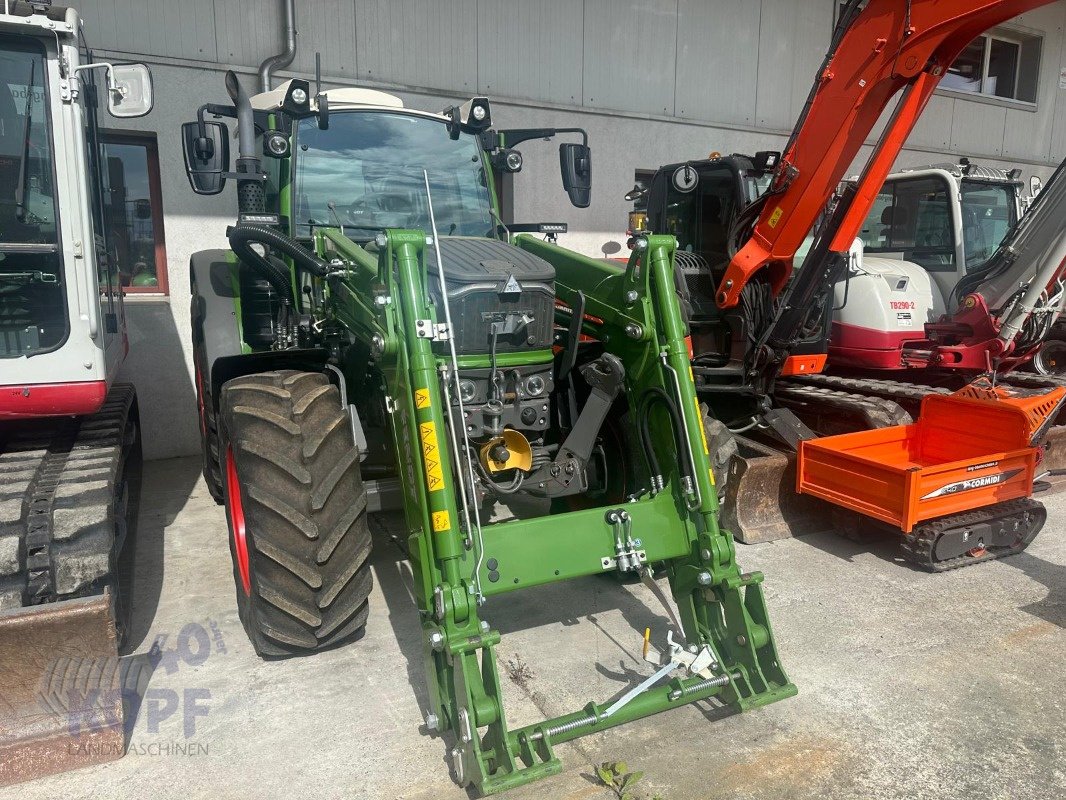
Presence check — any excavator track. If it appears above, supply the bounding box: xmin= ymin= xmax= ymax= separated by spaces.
xmin=899 ymin=498 xmax=1045 ymax=572
xmin=780 ymin=373 xmax=946 ymax=415
xmin=773 ymin=381 xmax=912 ymax=431
xmin=782 ymin=373 xmax=1066 ymax=473
xmin=0 ymin=384 xmax=140 ymax=788
xmin=0 ymin=384 xmax=138 ymax=613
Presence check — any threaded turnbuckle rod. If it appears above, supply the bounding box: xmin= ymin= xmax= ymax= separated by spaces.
xmin=668 ymin=672 xmax=741 ymax=701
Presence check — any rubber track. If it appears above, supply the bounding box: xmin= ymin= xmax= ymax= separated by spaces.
xmin=0 ymin=385 xmax=135 ymax=610
xmin=900 ymin=498 xmax=1045 ymax=572
xmin=784 ymin=372 xmax=1066 ymax=437
xmin=221 ymin=370 xmax=372 ymax=656
xmin=774 ymin=382 xmax=912 ymax=429
xmin=781 ymin=373 xmax=945 ymax=412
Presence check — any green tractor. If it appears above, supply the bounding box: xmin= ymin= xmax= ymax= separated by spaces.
xmin=181 ymin=71 xmax=794 ymax=794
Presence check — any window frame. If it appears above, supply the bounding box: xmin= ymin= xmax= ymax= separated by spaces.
xmin=942 ymin=32 xmax=1025 ymax=101
xmin=832 ymin=6 xmax=1042 ymax=109
xmin=98 ymin=130 xmax=169 ymax=295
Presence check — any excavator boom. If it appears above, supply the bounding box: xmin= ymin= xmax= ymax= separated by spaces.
xmin=717 ymin=0 xmax=1059 ymax=311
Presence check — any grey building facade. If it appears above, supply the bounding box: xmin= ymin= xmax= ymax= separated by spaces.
xmin=73 ymin=0 xmax=1066 ymax=458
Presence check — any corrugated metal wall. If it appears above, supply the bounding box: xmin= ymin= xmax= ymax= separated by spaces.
xmin=78 ymin=0 xmax=1066 ymax=165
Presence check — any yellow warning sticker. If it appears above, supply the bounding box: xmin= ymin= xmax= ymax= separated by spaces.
xmin=695 ymin=398 xmax=709 ymax=455
xmin=432 ymin=511 xmax=451 ymax=532
xmin=768 ymin=206 xmax=784 ymax=228
xmin=415 ymin=388 xmax=431 ymax=409
xmin=419 ymin=421 xmax=446 ymax=492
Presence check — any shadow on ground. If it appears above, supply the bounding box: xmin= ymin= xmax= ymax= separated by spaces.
xmin=1004 ymin=551 xmax=1066 ymax=627
xmin=123 ymin=457 xmax=202 ymax=653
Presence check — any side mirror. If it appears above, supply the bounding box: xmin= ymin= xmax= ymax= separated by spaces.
xmin=1030 ymin=175 xmax=1043 ymax=200
xmin=182 ymin=120 xmax=229 ymax=195
xmin=108 ymin=64 xmax=153 ymax=118
xmin=560 ymin=143 xmax=592 ymax=208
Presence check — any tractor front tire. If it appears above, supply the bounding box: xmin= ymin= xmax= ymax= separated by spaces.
xmin=219 ymin=370 xmax=372 ymax=658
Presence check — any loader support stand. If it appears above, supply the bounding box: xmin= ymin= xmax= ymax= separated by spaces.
xmin=368 ymin=232 xmax=796 ymax=794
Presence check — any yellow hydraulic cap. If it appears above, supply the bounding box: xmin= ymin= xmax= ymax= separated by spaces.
xmin=480 ymin=429 xmax=533 ymax=474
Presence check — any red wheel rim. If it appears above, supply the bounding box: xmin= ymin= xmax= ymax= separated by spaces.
xmin=225 ymin=445 xmax=252 ymax=594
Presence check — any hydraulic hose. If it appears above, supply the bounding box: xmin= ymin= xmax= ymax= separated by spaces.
xmin=227 ymin=224 xmax=332 ymax=309
xmin=638 ymin=388 xmax=695 ymax=494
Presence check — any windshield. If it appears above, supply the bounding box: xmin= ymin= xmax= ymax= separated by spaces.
xmin=960 ymin=180 xmax=1016 ymax=269
xmin=858 ymin=176 xmax=956 ymax=272
xmin=0 ymin=36 xmax=56 ymax=244
xmin=293 ymin=111 xmax=494 ymax=239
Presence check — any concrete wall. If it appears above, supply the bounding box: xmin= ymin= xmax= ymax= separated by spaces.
xmin=81 ymin=1 xmax=1066 ymax=459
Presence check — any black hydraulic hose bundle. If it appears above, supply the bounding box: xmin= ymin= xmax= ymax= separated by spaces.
xmin=638 ymin=387 xmax=695 ymax=494
xmin=226 ymin=224 xmax=332 ymax=309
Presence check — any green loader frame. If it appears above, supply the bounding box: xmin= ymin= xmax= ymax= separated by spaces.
xmin=312 ymin=225 xmax=796 ymax=793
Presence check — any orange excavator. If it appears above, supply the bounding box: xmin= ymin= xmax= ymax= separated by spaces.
xmin=667 ymin=0 xmax=1066 ymax=569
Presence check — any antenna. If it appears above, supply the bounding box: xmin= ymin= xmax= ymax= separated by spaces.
xmin=314 ymin=52 xmax=322 ymax=96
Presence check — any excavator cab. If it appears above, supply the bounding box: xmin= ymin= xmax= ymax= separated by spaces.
xmin=0 ymin=5 xmax=153 ymax=786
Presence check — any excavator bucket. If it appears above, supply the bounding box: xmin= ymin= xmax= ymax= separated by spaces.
xmin=0 ymin=593 xmax=125 ymax=786
xmin=723 ymin=435 xmax=832 ymax=543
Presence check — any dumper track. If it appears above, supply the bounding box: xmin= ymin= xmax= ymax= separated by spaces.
xmin=900 ymin=498 xmax=1045 ymax=572
xmin=0 ymin=385 xmax=137 ymax=611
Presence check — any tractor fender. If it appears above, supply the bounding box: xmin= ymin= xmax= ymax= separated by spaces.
xmin=190 ymin=249 xmax=244 ymax=389
xmin=190 ymin=249 xmax=330 ymax=402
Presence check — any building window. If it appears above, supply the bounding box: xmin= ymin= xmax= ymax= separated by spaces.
xmin=833 ymin=5 xmax=1042 ymax=105
xmin=100 ymin=132 xmax=168 ymax=294
xmin=941 ymin=31 xmax=1041 ymax=103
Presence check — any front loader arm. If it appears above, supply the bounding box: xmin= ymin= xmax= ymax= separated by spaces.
xmin=716 ymin=0 xmax=1057 ymax=311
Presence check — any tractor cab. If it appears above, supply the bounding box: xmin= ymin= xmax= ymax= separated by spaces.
xmin=183 ymin=78 xmax=591 ymax=244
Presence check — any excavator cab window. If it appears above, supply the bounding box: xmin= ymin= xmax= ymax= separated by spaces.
xmin=858 ymin=175 xmax=956 ymax=272
xmin=960 ymin=180 xmax=1016 ymax=271
xmin=0 ymin=34 xmax=66 ymax=358
xmin=659 ymin=164 xmax=740 ymax=320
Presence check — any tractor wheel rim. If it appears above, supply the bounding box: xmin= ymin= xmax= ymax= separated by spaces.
xmin=225 ymin=445 xmax=251 ymax=594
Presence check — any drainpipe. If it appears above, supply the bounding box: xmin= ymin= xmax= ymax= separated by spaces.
xmin=258 ymin=0 xmax=297 ymax=94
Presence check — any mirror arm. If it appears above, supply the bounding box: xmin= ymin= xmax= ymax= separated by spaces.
xmin=490 ymin=127 xmax=588 ymax=149
xmin=71 ymin=62 xmax=117 ymax=99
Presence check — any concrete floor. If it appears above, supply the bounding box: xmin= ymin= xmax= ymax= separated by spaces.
xmin=5 ymin=456 xmax=1065 ymax=800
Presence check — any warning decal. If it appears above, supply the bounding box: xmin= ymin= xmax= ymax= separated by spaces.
xmin=419 ymin=421 xmax=446 ymax=492
xmin=415 ymin=388 xmax=431 ymax=409
xmin=768 ymin=206 xmax=784 ymax=228
xmin=432 ymin=511 xmax=451 ymax=532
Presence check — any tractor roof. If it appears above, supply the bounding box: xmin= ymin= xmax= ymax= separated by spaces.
xmin=251 ymin=80 xmax=407 ymax=113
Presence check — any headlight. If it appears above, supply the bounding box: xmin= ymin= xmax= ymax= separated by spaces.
xmin=524 ymin=375 xmax=546 ymax=397
xmin=472 ymin=104 xmax=487 ymax=121
xmin=458 ymin=379 xmax=478 ymax=403
xmin=264 ymin=130 xmax=290 ymax=158
xmin=291 ymin=87 xmax=307 ymax=105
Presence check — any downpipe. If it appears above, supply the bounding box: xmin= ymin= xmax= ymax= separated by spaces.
xmin=259 ymin=0 xmax=297 ymax=93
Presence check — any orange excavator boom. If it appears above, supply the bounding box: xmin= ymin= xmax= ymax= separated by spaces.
xmin=717 ymin=0 xmax=1058 ymax=311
